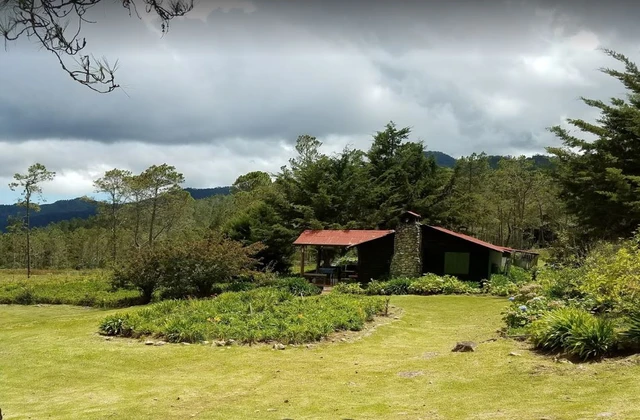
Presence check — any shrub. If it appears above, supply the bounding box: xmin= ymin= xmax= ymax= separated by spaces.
xmin=407 ymin=275 xmax=441 ymax=295
xmin=503 ymin=296 xmax=565 ymax=330
xmin=365 ymin=280 xmax=391 ymax=295
xmin=98 ymin=288 xmax=386 ymax=344
xmin=332 ymin=282 xmax=365 ymax=295
xmin=441 ymin=276 xmax=479 ymax=294
xmin=536 ymin=266 xmax=586 ymax=301
xmin=407 ymin=274 xmax=478 ymax=295
xmin=529 ymin=307 xmax=591 ymax=352
xmin=382 ymin=278 xmax=412 ymax=295
xmin=269 ymin=277 xmax=322 ymax=296
xmin=565 ymin=316 xmax=618 ymax=360
xmin=580 ymin=241 xmax=640 ymax=314
xmin=622 ymin=312 xmax=640 ymax=348
xmin=529 ymin=307 xmax=618 ymax=360
xmin=507 ymin=266 xmax=532 ymax=284
xmin=113 ymin=236 xmax=264 ymax=302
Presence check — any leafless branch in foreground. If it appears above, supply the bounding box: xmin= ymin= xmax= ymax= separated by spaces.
xmin=0 ymin=0 xmax=193 ymax=93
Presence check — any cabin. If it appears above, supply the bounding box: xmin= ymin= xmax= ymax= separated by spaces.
xmin=292 ymin=211 xmax=538 ymax=284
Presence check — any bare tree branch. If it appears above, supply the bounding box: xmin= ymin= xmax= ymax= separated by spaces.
xmin=1 ymin=0 xmax=193 ymax=93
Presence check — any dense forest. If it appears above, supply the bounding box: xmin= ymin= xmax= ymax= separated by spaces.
xmin=1 ymin=49 xmax=639 ymax=273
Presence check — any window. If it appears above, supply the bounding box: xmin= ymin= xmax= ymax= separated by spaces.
xmin=444 ymin=252 xmax=470 ymax=275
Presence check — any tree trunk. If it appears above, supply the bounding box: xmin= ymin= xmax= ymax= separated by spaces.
xmin=26 ymin=196 xmax=31 ymax=278
xmin=148 ymin=189 xmax=158 ymax=247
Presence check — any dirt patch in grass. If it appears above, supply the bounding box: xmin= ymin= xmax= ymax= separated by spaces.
xmin=397 ymin=370 xmax=424 ymax=378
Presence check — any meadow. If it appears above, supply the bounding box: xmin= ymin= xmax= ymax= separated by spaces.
xmin=0 ymin=270 xmax=142 ymax=308
xmin=3 ymin=294 xmax=640 ymax=419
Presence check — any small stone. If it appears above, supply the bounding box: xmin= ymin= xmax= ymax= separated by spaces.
xmin=284 ymin=399 xmax=289 ymax=403
xmin=181 ymin=342 xmax=191 ymax=346
xmin=452 ymin=341 xmax=477 ymax=352
xmin=267 ymin=408 xmax=276 ymax=412
xmin=273 ymin=343 xmax=286 ymax=350
xmin=340 ymin=338 xmax=347 ymax=342
xmin=393 ymin=316 xmax=400 ymax=320
xmin=154 ymin=341 xmax=166 ymax=346
xmin=213 ymin=340 xmax=226 ymax=347
xmin=153 ymin=398 xmax=158 ymax=401
xmin=509 ymin=352 xmax=522 ymax=357
xmin=202 ymin=341 xmax=209 ymax=345
xmin=144 ymin=340 xmax=154 ymax=346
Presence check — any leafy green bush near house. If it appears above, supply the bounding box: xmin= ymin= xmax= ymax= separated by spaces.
xmin=332 ymin=282 xmax=366 ymax=295
xmin=529 ymin=307 xmax=619 ymax=360
xmin=99 ymin=288 xmax=385 ymax=345
xmin=334 ymin=274 xmax=480 ymax=296
xmin=483 ymin=266 xmax=533 ymax=297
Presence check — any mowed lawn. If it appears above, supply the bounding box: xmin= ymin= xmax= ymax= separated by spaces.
xmin=2 ymin=296 xmax=640 ymax=420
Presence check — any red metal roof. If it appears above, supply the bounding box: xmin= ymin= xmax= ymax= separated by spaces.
xmin=293 ymin=230 xmax=395 ymax=247
xmin=426 ymin=226 xmax=511 ymax=253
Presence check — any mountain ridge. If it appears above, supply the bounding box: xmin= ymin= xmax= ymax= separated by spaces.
xmin=0 ymin=152 xmax=553 ymax=231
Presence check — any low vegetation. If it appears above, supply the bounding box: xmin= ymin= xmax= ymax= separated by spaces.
xmin=99 ymin=288 xmax=385 ymax=345
xmin=501 ymin=235 xmax=640 ymax=360
xmin=333 ymin=274 xmax=479 ymax=296
xmin=332 ymin=268 xmax=531 ymax=298
xmin=5 ymin=296 xmax=640 ymax=419
xmin=0 ymin=270 xmax=141 ymax=308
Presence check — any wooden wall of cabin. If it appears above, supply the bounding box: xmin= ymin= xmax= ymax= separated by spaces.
xmin=421 ymin=226 xmax=492 ymax=282
xmin=356 ymin=234 xmax=395 ymax=283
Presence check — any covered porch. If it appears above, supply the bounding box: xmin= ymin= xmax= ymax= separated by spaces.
xmin=293 ymin=230 xmax=395 ymax=286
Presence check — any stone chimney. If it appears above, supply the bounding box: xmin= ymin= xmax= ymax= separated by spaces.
xmin=390 ymin=211 xmax=423 ymax=278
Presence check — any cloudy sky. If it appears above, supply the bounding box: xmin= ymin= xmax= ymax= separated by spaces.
xmin=1 ymin=0 xmax=639 ymax=204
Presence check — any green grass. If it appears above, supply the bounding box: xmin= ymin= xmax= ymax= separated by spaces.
xmin=99 ymin=289 xmax=385 ymax=344
xmin=3 ymin=296 xmax=640 ymax=419
xmin=0 ymin=269 xmax=142 ymax=308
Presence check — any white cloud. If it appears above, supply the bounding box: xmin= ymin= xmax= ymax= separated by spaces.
xmin=1 ymin=0 xmax=640 ymax=204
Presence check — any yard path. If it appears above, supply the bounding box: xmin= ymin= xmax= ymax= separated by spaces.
xmin=2 ymin=296 xmax=640 ymax=419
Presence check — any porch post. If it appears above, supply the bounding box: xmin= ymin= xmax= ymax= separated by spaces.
xmin=300 ymin=246 xmax=306 ymax=276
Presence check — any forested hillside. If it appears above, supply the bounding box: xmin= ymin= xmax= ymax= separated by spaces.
xmin=0 ymin=187 xmax=230 ymax=232
xmin=424 ymin=151 xmax=553 ymax=169
xmin=1 ymin=49 xmax=638 ymax=273
xmin=0 ymin=155 xmax=552 ymax=232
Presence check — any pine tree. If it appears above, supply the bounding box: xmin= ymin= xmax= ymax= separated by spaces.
xmin=547 ymin=49 xmax=640 ymax=240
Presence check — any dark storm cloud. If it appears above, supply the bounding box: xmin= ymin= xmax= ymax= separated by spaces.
xmin=1 ymin=0 xmax=640 ymax=191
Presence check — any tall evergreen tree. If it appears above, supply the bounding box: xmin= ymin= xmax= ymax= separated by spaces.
xmin=548 ymin=49 xmax=640 ymax=240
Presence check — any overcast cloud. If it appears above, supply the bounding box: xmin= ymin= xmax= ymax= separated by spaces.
xmin=1 ymin=0 xmax=639 ymax=203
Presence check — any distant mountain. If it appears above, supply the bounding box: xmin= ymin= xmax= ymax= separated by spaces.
xmin=425 ymin=151 xmax=554 ymax=169
xmin=424 ymin=151 xmax=457 ymax=168
xmin=0 ymin=187 xmax=231 ymax=232
xmin=184 ymin=187 xmax=231 ymax=199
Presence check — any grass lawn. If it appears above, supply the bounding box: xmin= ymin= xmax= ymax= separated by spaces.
xmin=0 ymin=270 xmax=141 ymax=308
xmin=2 ymin=296 xmax=640 ymax=419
